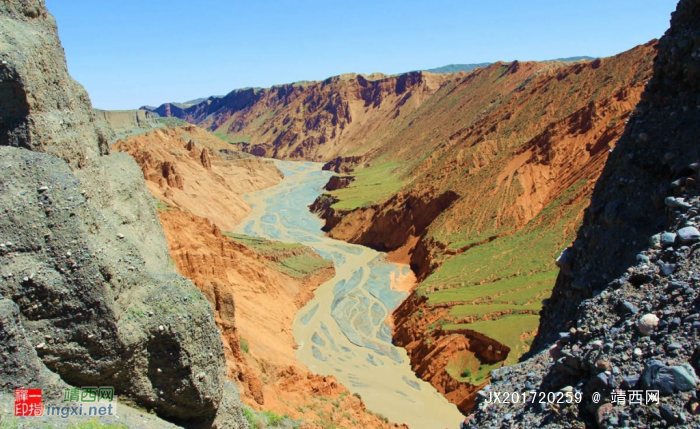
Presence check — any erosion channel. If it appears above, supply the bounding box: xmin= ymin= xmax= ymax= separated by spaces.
xmin=234 ymin=160 xmax=463 ymax=428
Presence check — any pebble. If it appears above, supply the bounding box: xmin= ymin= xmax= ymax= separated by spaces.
xmin=661 ymin=232 xmax=677 ymax=247
xmin=555 ymin=247 xmax=574 ymax=274
xmin=665 ymin=196 xmax=693 ymax=209
xmin=37 ymin=186 xmax=48 ymax=193
xmin=660 ymin=405 xmax=676 ymax=424
xmin=650 ymin=233 xmax=662 ymax=247
xmin=677 ymin=226 xmax=700 ymax=243
xmin=671 ymin=317 xmax=681 ymax=329
xmin=622 ymin=376 xmax=639 ymax=389
xmin=637 ymin=313 xmax=659 ymax=335
xmin=621 ymin=301 xmax=638 ymax=315
xmin=669 ymin=364 xmax=699 ymax=391
xmin=660 ymin=264 xmax=676 ymax=276
xmin=117 ymin=233 xmax=125 ymax=239
xmin=640 ymin=360 xmax=699 ymax=395
xmin=596 ymin=360 xmax=611 ymax=371
xmin=636 ymin=253 xmax=650 ymax=263
xmin=668 ymin=281 xmax=684 ymax=290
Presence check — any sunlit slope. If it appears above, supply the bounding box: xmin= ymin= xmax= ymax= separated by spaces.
xmin=314 ymin=42 xmax=656 ymax=412
xmin=150 ymin=41 xmax=657 ymax=412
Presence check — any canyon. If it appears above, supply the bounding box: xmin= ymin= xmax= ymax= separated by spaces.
xmin=111 ymin=126 xmax=404 ymax=428
xmin=150 ymin=36 xmax=658 ymax=417
xmin=2 ymin=0 xmax=697 ymax=427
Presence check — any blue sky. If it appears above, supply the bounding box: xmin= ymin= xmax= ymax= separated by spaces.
xmin=45 ymin=0 xmax=679 ymax=110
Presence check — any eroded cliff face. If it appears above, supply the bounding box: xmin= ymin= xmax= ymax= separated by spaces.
xmin=0 ymin=0 xmax=108 ymax=168
xmin=146 ymin=72 xmax=451 ymax=161
xmin=94 ymin=109 xmax=163 ymax=142
xmin=156 ymin=209 xmax=329 ymax=404
xmin=0 ymin=2 xmax=246 ymax=426
xmin=392 ymin=293 xmax=509 ymax=414
xmin=157 ymin=209 xmax=402 ymax=428
xmin=113 ymin=125 xmax=282 ymax=231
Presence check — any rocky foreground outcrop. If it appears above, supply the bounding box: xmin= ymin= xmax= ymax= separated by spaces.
xmin=469 ymin=0 xmax=700 ymax=427
xmin=0 ymin=1 xmax=246 ymax=426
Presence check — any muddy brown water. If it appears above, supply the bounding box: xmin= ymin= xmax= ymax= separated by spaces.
xmin=236 ymin=160 xmax=463 ymax=428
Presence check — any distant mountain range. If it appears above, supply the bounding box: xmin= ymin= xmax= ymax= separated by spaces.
xmin=421 ymin=57 xmax=594 ymax=74
xmin=141 ymin=97 xmax=223 ymax=112
xmin=143 ymin=57 xmax=595 ymax=111
xmin=422 ymin=63 xmax=492 ymax=73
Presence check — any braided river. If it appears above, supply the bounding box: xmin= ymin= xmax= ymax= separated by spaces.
xmin=235 ymin=160 xmax=462 ymax=428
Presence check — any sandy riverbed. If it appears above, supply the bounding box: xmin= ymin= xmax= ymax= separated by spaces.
xmin=235 ymin=160 xmax=463 ymax=428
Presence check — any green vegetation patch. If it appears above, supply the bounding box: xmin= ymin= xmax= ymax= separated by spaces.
xmin=240 ymin=337 xmax=250 ymax=353
xmin=243 ymin=407 xmax=294 ymax=429
xmin=223 ymin=232 xmax=303 ymax=250
xmin=223 ymin=233 xmax=333 ymax=278
xmin=445 ymin=351 xmax=502 ymax=384
xmin=329 ymin=160 xmax=407 ymax=210
xmin=67 ymin=420 xmax=128 ymax=429
xmin=444 ymin=313 xmax=541 ymax=365
xmin=427 ymin=271 xmax=556 ymax=305
xmin=277 ymin=254 xmax=334 ymax=278
xmin=419 ymin=177 xmax=590 ymax=364
xmin=154 ymin=199 xmax=174 ymax=212
xmin=491 ymin=279 xmax=554 ymax=305
xmin=448 ymin=301 xmax=542 ymax=319
xmin=156 ymin=117 xmax=188 ymax=127
xmin=421 ymin=227 xmax=564 ymax=292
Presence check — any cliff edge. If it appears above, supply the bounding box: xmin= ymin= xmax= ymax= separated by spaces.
xmin=469 ymin=0 xmax=700 ymax=426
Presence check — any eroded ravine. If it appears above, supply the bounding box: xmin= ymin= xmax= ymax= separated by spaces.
xmin=235 ymin=160 xmax=463 ymax=428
